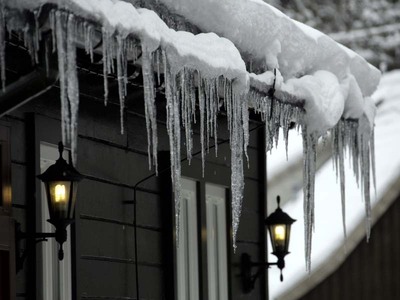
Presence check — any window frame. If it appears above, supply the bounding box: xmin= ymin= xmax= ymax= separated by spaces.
xmin=173 ymin=157 xmax=233 ymax=300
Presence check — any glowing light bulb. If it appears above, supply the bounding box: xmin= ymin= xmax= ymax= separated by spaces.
xmin=274 ymin=225 xmax=285 ymax=241
xmin=55 ymin=184 xmax=66 ymax=202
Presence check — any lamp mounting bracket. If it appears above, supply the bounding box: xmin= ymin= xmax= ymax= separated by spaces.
xmin=240 ymin=252 xmax=284 ymax=294
xmin=15 ymin=219 xmax=73 ymax=273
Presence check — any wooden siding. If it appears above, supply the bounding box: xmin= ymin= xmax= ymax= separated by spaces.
xmin=300 ymin=193 xmax=400 ymax=300
xmin=7 ymin=72 xmax=269 ymax=300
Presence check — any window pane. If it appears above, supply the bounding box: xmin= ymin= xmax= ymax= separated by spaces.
xmin=177 ymin=178 xmax=199 ymax=300
xmin=206 ymin=184 xmax=228 ymax=300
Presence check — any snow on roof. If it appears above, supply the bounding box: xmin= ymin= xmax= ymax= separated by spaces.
xmin=3 ymin=0 xmax=380 ymax=130
xmin=268 ymin=69 xmax=400 ymax=299
xmin=157 ymin=0 xmax=380 ymax=96
xmin=3 ymin=0 xmax=249 ymax=89
xmin=0 ymin=0 xmax=381 ymax=265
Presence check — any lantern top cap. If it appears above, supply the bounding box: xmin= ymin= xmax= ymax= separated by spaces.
xmin=58 ymin=141 xmax=64 ymax=158
xmin=265 ymin=195 xmax=296 ymax=226
xmin=37 ymin=142 xmax=84 ymax=182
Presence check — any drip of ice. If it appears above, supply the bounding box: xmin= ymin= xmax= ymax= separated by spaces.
xmin=32 ymin=9 xmax=40 ymax=64
xmin=163 ymin=50 xmax=182 ymax=243
xmin=359 ymin=119 xmax=372 ymax=241
xmin=371 ymin=128 xmax=377 ymax=200
xmin=331 ymin=117 xmax=374 ymax=243
xmin=250 ymin=90 xmax=303 ymax=157
xmin=83 ymin=22 xmax=94 ymax=63
xmin=302 ymin=128 xmax=317 ymax=273
xmin=102 ymin=27 xmax=115 ymax=106
xmin=226 ymin=90 xmax=245 ymax=251
xmin=49 ymin=10 xmax=56 ymax=53
xmin=331 ymin=120 xmax=347 ymax=238
xmin=54 ymin=11 xmax=70 ymax=145
xmin=198 ymin=73 xmax=206 ymax=175
xmin=179 ymin=68 xmax=195 ymax=163
xmin=66 ymin=14 xmax=79 ymax=165
xmin=142 ymin=45 xmax=158 ymax=173
xmin=116 ymin=35 xmax=127 ymax=134
xmin=53 ymin=11 xmax=80 ymax=165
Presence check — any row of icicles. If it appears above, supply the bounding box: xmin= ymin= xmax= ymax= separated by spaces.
xmin=0 ymin=6 xmax=375 ymax=270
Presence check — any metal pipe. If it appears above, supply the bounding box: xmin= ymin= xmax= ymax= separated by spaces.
xmin=0 ymin=67 xmax=58 ymax=118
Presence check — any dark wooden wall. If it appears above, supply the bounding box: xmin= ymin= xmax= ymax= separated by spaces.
xmin=6 ymin=66 xmax=269 ymax=300
xmin=300 ymin=194 xmax=400 ymax=300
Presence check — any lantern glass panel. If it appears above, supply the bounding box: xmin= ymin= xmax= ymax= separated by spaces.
xmin=48 ymin=181 xmax=71 ymax=220
xmin=268 ymin=223 xmax=292 ymax=254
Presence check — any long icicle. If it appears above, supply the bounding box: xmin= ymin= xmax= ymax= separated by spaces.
xmin=116 ymin=35 xmax=127 ymax=134
xmin=303 ymin=128 xmax=317 ymax=272
xmin=142 ymin=45 xmax=158 ymax=173
xmin=163 ymin=51 xmax=182 ymax=244
xmin=102 ymin=28 xmax=109 ymax=106
xmin=55 ymin=11 xmax=70 ymax=145
xmin=230 ymin=92 xmax=245 ymax=251
xmin=338 ymin=120 xmax=347 ymax=238
xmin=66 ymin=14 xmax=79 ymax=165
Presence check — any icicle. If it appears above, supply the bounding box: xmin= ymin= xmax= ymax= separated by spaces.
xmin=163 ymin=51 xmax=182 ymax=244
xmin=142 ymin=45 xmax=158 ymax=173
xmin=116 ymin=35 xmax=127 ymax=134
xmin=84 ymin=22 xmax=94 ymax=63
xmin=55 ymin=11 xmax=69 ymax=145
xmin=205 ymin=78 xmax=211 ymax=152
xmin=156 ymin=49 xmax=161 ymax=86
xmin=360 ymin=127 xmax=372 ymax=241
xmin=181 ymin=69 xmax=194 ymax=163
xmin=242 ymin=97 xmax=250 ymax=166
xmin=338 ymin=121 xmax=347 ymax=238
xmin=190 ymin=71 xmax=197 ymax=124
xmin=228 ymin=92 xmax=245 ymax=251
xmin=213 ymin=78 xmax=220 ymax=157
xmin=102 ymin=28 xmax=109 ymax=106
xmin=352 ymin=121 xmax=361 ymax=187
xmin=370 ymin=128 xmax=377 ymax=200
xmin=0 ymin=1 xmax=5 ymax=92
xmin=49 ymin=10 xmax=57 ymax=53
xmin=32 ymin=9 xmax=40 ymax=64
xmin=331 ymin=121 xmax=347 ymax=238
xmin=198 ymin=74 xmax=206 ymax=176
xmin=66 ymin=14 xmax=79 ymax=165
xmin=302 ymin=128 xmax=317 ymax=272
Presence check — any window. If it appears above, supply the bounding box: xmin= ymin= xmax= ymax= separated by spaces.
xmin=0 ymin=123 xmax=11 ymax=215
xmin=176 ymin=178 xmax=229 ymax=300
xmin=177 ymin=178 xmax=200 ymax=300
xmin=39 ymin=142 xmax=72 ymax=300
xmin=206 ymin=183 xmax=228 ymax=300
xmin=0 ymin=123 xmax=14 ymax=298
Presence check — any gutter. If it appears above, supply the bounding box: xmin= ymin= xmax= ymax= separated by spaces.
xmin=0 ymin=66 xmax=58 ymax=118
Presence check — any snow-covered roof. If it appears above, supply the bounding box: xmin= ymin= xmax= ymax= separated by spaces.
xmin=157 ymin=0 xmax=380 ymax=95
xmin=0 ymin=0 xmax=380 ymax=265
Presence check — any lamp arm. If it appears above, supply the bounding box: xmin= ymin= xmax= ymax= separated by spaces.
xmin=241 ymin=253 xmax=286 ymax=293
xmin=18 ymin=231 xmax=56 ymax=239
xmin=15 ymin=221 xmax=69 ymax=273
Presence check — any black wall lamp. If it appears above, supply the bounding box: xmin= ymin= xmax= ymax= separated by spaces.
xmin=240 ymin=195 xmax=296 ymax=293
xmin=16 ymin=142 xmax=83 ymax=272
